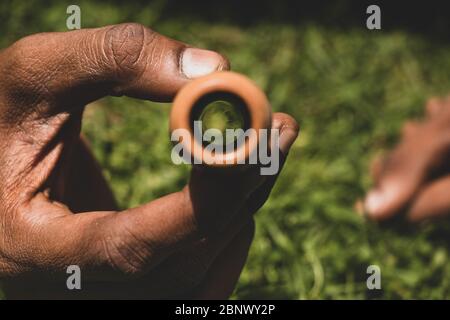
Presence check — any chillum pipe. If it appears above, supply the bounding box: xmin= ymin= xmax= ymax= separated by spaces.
xmin=170 ymin=71 xmax=272 ymax=167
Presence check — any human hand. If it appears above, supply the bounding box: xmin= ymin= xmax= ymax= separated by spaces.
xmin=0 ymin=23 xmax=299 ymax=299
xmin=363 ymin=96 xmax=450 ymax=223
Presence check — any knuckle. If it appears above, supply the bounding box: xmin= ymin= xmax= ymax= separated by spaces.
xmin=3 ymin=35 xmax=41 ymax=85
xmin=104 ymin=23 xmax=154 ymax=78
xmin=7 ymin=34 xmax=36 ymax=57
xmin=1 ymin=33 xmax=55 ymax=107
xmin=6 ymin=33 xmax=48 ymax=73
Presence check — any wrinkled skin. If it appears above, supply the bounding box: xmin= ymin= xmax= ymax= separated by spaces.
xmin=364 ymin=96 xmax=450 ymax=223
xmin=0 ymin=23 xmax=299 ymax=299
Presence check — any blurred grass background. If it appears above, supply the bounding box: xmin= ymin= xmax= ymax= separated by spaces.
xmin=1 ymin=0 xmax=450 ymax=299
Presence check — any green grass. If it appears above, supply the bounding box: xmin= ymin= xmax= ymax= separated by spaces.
xmin=1 ymin=0 xmax=450 ymax=299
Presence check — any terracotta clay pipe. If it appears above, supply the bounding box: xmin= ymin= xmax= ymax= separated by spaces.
xmin=170 ymin=71 xmax=272 ymax=167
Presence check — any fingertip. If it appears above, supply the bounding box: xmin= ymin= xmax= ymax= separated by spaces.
xmin=272 ymin=113 xmax=300 ymax=155
xmin=363 ymin=181 xmax=406 ymax=220
xmin=364 ymin=189 xmax=387 ymax=219
xmin=272 ymin=113 xmax=299 ymax=130
xmin=181 ymin=48 xmax=230 ymax=79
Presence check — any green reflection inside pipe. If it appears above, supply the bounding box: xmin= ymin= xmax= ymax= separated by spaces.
xmin=191 ymin=92 xmax=250 ymax=148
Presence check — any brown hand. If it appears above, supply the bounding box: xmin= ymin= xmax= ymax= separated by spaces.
xmin=364 ymin=96 xmax=450 ymax=223
xmin=0 ymin=23 xmax=299 ymax=299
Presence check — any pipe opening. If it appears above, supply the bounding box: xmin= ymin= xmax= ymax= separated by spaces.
xmin=190 ymin=91 xmax=251 ymax=151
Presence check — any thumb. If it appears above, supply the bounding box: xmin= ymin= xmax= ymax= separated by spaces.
xmin=2 ymin=23 xmax=229 ymax=110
